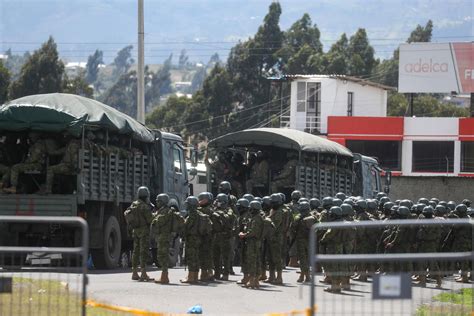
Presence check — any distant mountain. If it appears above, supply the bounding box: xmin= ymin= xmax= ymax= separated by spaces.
xmin=1 ymin=0 xmax=472 ymax=64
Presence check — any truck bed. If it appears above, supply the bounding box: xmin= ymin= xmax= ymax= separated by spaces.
xmin=0 ymin=194 xmax=77 ymax=216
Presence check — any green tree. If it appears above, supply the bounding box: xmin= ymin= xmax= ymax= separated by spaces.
xmin=146 ymin=54 xmax=173 ymax=109
xmin=190 ymin=66 xmax=207 ymax=92
xmin=146 ymin=95 xmax=192 ymax=134
xmin=407 ymin=20 xmax=433 ymax=43
xmin=101 ymin=71 xmax=137 ymax=117
xmin=62 ymin=71 xmax=93 ymax=98
xmin=323 ymin=33 xmax=349 ymax=74
xmin=347 ymin=28 xmax=375 ymax=76
xmin=9 ymin=37 xmax=65 ymax=99
xmin=113 ymin=45 xmax=134 ymax=77
xmin=0 ymin=60 xmax=11 ymax=104
xmin=286 ymin=44 xmax=321 ymax=74
xmin=178 ymin=49 xmax=189 ymax=69
xmin=388 ymin=93 xmax=469 ymax=117
xmin=3 ymin=49 xmax=30 ymax=80
xmin=85 ymin=49 xmax=104 ymax=85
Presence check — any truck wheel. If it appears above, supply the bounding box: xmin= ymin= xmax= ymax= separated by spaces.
xmin=91 ymin=216 xmax=122 ymax=269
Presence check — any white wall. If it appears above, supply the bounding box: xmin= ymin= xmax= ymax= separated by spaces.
xmin=289 ymin=77 xmax=388 ymax=134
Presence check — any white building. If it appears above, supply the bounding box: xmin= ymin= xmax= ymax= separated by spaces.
xmin=280 ymin=75 xmax=393 ymax=134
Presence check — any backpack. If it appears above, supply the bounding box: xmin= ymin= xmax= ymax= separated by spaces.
xmin=197 ymin=212 xmax=213 ymax=236
xmin=262 ymin=217 xmax=275 ymax=240
xmin=124 ymin=206 xmax=141 ymax=229
xmin=171 ymin=212 xmax=185 ymax=234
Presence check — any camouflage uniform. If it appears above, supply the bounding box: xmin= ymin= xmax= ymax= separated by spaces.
xmin=213 ymin=207 xmax=236 ymax=279
xmin=246 ymin=159 xmax=269 ymax=193
xmin=131 ymin=199 xmax=153 ymax=271
xmin=184 ymin=208 xmax=201 ymax=273
xmin=292 ymin=212 xmax=315 ymax=281
xmin=244 ymin=211 xmax=264 ymax=281
xmin=198 ymin=204 xmax=215 ymax=279
xmin=151 ymin=205 xmax=173 ymax=273
xmin=268 ymin=204 xmax=284 ymax=282
xmin=271 ymin=159 xmax=298 ymax=193
xmin=416 ymin=216 xmax=443 ymax=286
xmin=46 ymin=139 xmax=81 ymax=193
xmin=321 ymin=218 xmax=344 ymax=292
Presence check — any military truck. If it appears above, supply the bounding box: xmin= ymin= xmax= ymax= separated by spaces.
xmin=206 ymin=128 xmax=390 ymax=199
xmin=0 ymin=93 xmax=191 ymax=269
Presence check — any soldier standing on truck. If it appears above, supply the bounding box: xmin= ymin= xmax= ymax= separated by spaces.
xmin=246 ymin=151 xmax=269 ymax=195
xmin=45 ymin=137 xmax=81 ymax=194
xmin=3 ymin=132 xmax=58 ymax=194
xmin=126 ymin=186 xmax=154 ymax=282
xmin=271 ymin=151 xmax=298 ymax=193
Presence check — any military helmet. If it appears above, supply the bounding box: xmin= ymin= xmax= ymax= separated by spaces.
xmin=322 ymin=197 xmax=333 ymax=209
xmin=418 ymin=198 xmax=429 ymax=205
xmin=291 ymin=190 xmax=302 ymax=201
xmin=332 ymin=198 xmax=343 ymax=207
xmin=262 ymin=196 xmax=271 ymax=207
xmin=428 ymin=200 xmax=437 ymax=208
xmin=410 ymin=205 xmax=418 ymax=214
xmin=278 ymin=193 xmax=286 ymax=203
xmin=270 ymin=193 xmax=283 ymax=205
xmin=155 ymin=193 xmax=170 ymax=206
xmin=383 ymin=202 xmax=395 ymax=211
xmin=219 ymin=181 xmax=232 ymax=193
xmin=137 ymin=186 xmax=150 ymax=199
xmin=335 ymin=192 xmax=346 ymax=201
xmin=397 ymin=206 xmax=410 ymax=218
xmin=399 ymin=199 xmax=412 ymax=208
xmin=394 ymin=199 xmax=400 ymax=205
xmin=434 ymin=205 xmax=447 ymax=216
xmin=366 ymin=199 xmax=377 ymax=212
xmin=329 ymin=206 xmax=342 ymax=218
xmin=462 ymin=199 xmax=472 ymax=207
xmin=249 ymin=200 xmax=262 ymax=211
xmin=216 ymin=193 xmax=229 ymax=204
xmin=430 ymin=198 xmax=440 ymax=205
xmin=379 ymin=196 xmax=390 ymax=206
xmin=447 ymin=201 xmax=456 ymax=211
xmin=455 ymin=204 xmax=468 ymax=216
xmin=309 ymin=198 xmax=321 ymax=210
xmin=198 ymin=192 xmax=213 ymax=202
xmin=422 ymin=205 xmax=434 ymax=217
xmin=343 ymin=198 xmax=354 ymax=207
xmin=356 ymin=199 xmax=368 ymax=211
xmin=376 ymin=192 xmax=387 ymax=201
xmin=416 ymin=203 xmax=425 ymax=214
xmin=341 ymin=203 xmax=354 ymax=217
xmin=253 ymin=197 xmax=263 ymax=204
xmin=243 ymin=194 xmax=255 ymax=202
xmin=185 ymin=196 xmax=199 ymax=208
xmin=236 ymin=198 xmax=250 ymax=209
xmin=438 ymin=201 xmax=448 ymax=208
xmin=299 ymin=201 xmax=310 ymax=213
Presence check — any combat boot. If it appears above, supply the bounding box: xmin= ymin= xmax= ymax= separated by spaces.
xmin=435 ymin=276 xmax=442 ymax=289
xmin=131 ymin=269 xmax=139 ymax=281
xmin=341 ymin=276 xmax=351 ymax=290
xmin=139 ymin=269 xmax=153 ymax=282
xmin=297 ymin=272 xmax=305 ymax=283
xmin=354 ymin=272 xmax=367 ymax=282
xmin=221 ymin=273 xmax=229 ymax=281
xmin=264 ymin=270 xmax=275 ymax=283
xmin=273 ymin=270 xmax=283 ymax=285
xmin=456 ymin=273 xmax=469 ymax=283
xmin=417 ymin=275 xmax=427 ymax=287
xmin=259 ymin=271 xmax=267 ymax=281
xmin=199 ymin=270 xmax=208 ymax=282
xmin=250 ymin=276 xmax=260 ymax=289
xmin=181 ymin=271 xmax=198 ymax=284
xmin=237 ymin=273 xmax=250 ymax=285
xmin=288 ymin=256 xmax=299 ymax=268
xmin=207 ymin=270 xmax=215 ymax=281
xmin=319 ymin=275 xmax=331 ymax=284
xmin=155 ymin=271 xmax=169 ymax=284
xmin=304 ymin=272 xmax=312 ymax=283
xmin=324 ymin=277 xmax=341 ymax=293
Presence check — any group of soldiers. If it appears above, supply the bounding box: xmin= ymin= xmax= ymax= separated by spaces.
xmin=127 ymin=181 xmax=473 ymax=292
xmin=0 ymin=131 xmax=140 ymax=194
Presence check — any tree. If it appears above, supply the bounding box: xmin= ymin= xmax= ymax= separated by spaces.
xmin=9 ymin=37 xmax=65 ymax=99
xmin=388 ymin=93 xmax=469 ymax=117
xmin=178 ymin=49 xmax=189 ymax=69
xmin=85 ymin=49 xmax=104 ymax=85
xmin=101 ymin=71 xmax=137 ymax=117
xmin=0 ymin=60 xmax=11 ymax=104
xmin=146 ymin=95 xmax=193 ymax=134
xmin=190 ymin=66 xmax=207 ymax=92
xmin=207 ymin=53 xmax=221 ymax=67
xmin=3 ymin=49 xmax=30 ymax=80
xmin=323 ymin=33 xmax=349 ymax=74
xmin=113 ymin=45 xmax=134 ymax=77
xmin=286 ymin=44 xmax=322 ymax=74
xmin=146 ymin=54 xmax=173 ymax=109
xmin=407 ymin=20 xmax=433 ymax=43
xmin=62 ymin=71 xmax=93 ymax=98
xmin=347 ymin=28 xmax=375 ymax=76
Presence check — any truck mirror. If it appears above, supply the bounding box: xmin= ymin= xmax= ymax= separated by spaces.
xmin=189 ymin=167 xmax=198 ymax=177
xmin=191 ymin=148 xmax=198 ymax=166
xmin=385 ymin=171 xmax=392 ymax=186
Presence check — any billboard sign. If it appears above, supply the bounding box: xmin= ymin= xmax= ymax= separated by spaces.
xmin=398 ymin=42 xmax=473 ymax=93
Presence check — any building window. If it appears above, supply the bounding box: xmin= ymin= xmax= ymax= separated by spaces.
xmin=412 ymin=141 xmax=454 ymax=173
xmin=296 ymin=81 xmax=321 ymax=114
xmin=461 ymin=141 xmax=474 ymax=172
xmin=347 ymin=92 xmax=353 ymax=116
xmin=346 ymin=140 xmax=401 ymax=170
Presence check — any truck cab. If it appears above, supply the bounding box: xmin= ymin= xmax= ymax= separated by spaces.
xmin=352 ymin=153 xmax=383 ymax=198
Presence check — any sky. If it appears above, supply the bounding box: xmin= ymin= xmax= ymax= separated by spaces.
xmin=0 ymin=0 xmax=472 ymax=64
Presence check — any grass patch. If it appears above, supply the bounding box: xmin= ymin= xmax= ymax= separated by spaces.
xmin=0 ymin=277 xmax=127 ymax=315
xmin=416 ymin=288 xmax=473 ymax=316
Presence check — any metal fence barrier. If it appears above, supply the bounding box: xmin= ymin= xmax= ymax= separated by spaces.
xmin=309 ymin=218 xmax=474 ymax=316
xmin=0 ymin=216 xmax=88 ymax=316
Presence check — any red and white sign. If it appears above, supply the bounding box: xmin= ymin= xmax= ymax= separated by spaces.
xmin=398 ymin=42 xmax=473 ymax=93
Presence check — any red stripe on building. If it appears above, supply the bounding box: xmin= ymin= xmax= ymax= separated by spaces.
xmin=459 ymin=118 xmax=474 ymax=141
xmin=327 ymin=116 xmax=404 ymax=139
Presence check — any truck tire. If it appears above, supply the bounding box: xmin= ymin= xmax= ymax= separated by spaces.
xmin=91 ymin=216 xmax=122 ymax=269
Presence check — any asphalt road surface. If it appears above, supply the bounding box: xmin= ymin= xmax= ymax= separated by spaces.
xmin=85 ymin=267 xmax=473 ymax=315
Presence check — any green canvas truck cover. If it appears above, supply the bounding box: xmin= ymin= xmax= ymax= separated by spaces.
xmin=0 ymin=93 xmax=154 ymax=143
xmin=208 ymin=128 xmax=353 ymax=157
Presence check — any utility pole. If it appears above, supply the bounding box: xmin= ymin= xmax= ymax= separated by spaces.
xmin=137 ymin=0 xmax=145 ymax=123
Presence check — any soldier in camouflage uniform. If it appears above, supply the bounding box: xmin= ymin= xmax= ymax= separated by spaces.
xmin=292 ymin=201 xmax=314 ymax=283
xmin=45 ymin=138 xmax=81 ymax=194
xmin=246 ymin=151 xmax=269 ymax=194
xmin=3 ymin=132 xmax=58 ymax=194
xmin=213 ymin=193 xmax=236 ymax=281
xmin=130 ymin=186 xmax=154 ymax=281
xmin=271 ymin=151 xmax=298 ymax=193
xmin=340 ymin=203 xmax=356 ymax=290
xmin=181 ymin=196 xmax=201 ymax=284
xmin=287 ymin=190 xmax=302 ymax=267
xmin=236 ymin=198 xmax=251 ymax=285
xmin=239 ymin=200 xmax=264 ymax=289
xmin=321 ymin=206 xmax=344 ymax=293
xmin=259 ymin=196 xmax=272 ymax=281
xmin=353 ymin=199 xmax=374 ymax=282
xmin=265 ymin=193 xmax=285 ymax=285
xmin=449 ymin=204 xmax=471 ymax=283
xmin=197 ymin=192 xmax=215 ymax=282
xmin=383 ymin=206 xmax=412 ymax=273
xmin=151 ymin=193 xmax=173 ymax=284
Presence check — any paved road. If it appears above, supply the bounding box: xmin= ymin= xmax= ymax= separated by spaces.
xmin=85 ymin=267 xmax=473 ymax=315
